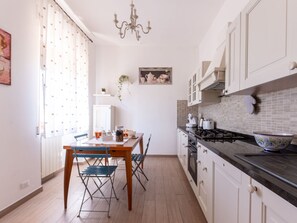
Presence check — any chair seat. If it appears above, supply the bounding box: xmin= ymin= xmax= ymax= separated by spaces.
xmin=81 ymin=165 xmax=117 ymax=176
xmin=131 ymin=153 xmax=144 ymax=162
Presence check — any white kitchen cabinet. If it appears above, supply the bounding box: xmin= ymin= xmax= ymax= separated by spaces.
xmin=212 ymin=154 xmax=250 ymax=223
xmin=177 ymin=129 xmax=183 ymax=164
xmin=240 ymin=0 xmax=297 ymax=90
xmin=225 ymin=15 xmax=241 ymax=95
xmin=177 ymin=129 xmax=188 ymax=171
xmin=93 ymin=105 xmax=115 ymax=133
xmin=188 ymin=61 xmax=220 ymax=106
xmin=197 ymin=143 xmax=214 ymax=223
xmin=188 ymin=78 xmax=193 ymax=106
xmin=249 ymin=179 xmax=297 ymax=223
xmin=192 ymin=73 xmax=198 ymax=104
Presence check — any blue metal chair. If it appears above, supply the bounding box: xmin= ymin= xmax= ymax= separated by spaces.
xmin=74 ymin=133 xmax=105 ymax=166
xmin=72 ymin=146 xmax=118 ymax=218
xmin=123 ymin=134 xmax=151 ymax=191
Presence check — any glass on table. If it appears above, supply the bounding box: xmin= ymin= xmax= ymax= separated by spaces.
xmin=95 ymin=131 xmax=102 ymax=139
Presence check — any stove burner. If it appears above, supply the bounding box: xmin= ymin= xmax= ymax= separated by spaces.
xmin=194 ymin=129 xmax=244 ymax=142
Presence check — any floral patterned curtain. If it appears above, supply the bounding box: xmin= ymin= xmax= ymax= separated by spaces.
xmin=39 ymin=0 xmax=89 ymax=137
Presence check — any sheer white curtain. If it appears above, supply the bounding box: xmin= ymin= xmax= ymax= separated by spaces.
xmin=39 ymin=0 xmax=89 ymax=137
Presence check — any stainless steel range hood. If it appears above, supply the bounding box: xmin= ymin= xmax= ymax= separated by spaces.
xmin=200 ymin=43 xmax=226 ymax=90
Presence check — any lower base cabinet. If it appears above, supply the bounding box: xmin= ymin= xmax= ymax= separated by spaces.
xmin=212 ymin=154 xmax=250 ymax=223
xmin=176 ymin=130 xmax=297 ymax=223
xmin=250 ymin=179 xmax=297 ymax=223
xmin=177 ymin=129 xmax=188 ymax=172
xmin=197 ymin=143 xmax=213 ymax=223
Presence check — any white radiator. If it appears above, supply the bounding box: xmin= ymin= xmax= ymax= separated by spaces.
xmin=41 ymin=136 xmax=63 ymax=178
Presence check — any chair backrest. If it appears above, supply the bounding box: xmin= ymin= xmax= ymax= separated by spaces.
xmin=71 ymin=146 xmax=110 ymax=162
xmin=143 ymin=134 xmax=152 ymax=157
xmin=71 ymin=146 xmax=111 ymax=174
xmin=74 ymin=133 xmax=88 ymax=141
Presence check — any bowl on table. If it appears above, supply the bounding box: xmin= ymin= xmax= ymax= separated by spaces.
xmin=253 ymin=131 xmax=294 ymax=151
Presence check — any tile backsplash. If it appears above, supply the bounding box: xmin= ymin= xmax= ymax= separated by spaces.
xmin=177 ymin=100 xmax=198 ymax=126
xmin=177 ymin=87 xmax=297 ymax=143
xmin=198 ymin=87 xmax=297 ymax=143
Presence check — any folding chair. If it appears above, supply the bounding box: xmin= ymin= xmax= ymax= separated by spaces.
xmin=123 ymin=134 xmax=151 ymax=191
xmin=72 ymin=146 xmax=118 ymax=218
xmin=74 ymin=133 xmax=104 ymax=166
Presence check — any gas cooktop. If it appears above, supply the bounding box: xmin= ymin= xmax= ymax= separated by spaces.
xmin=193 ymin=128 xmax=245 ymax=142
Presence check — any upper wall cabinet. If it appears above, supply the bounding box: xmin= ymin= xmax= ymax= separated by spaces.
xmin=188 ymin=77 xmax=193 ymax=106
xmin=225 ymin=15 xmax=241 ymax=95
xmin=188 ymin=61 xmax=220 ymax=106
xmin=240 ymin=0 xmax=297 ymax=90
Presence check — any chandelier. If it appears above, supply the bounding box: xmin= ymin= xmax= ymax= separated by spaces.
xmin=114 ymin=0 xmax=151 ymax=41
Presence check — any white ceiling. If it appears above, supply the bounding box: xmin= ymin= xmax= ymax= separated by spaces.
xmin=63 ymin=0 xmax=226 ymax=46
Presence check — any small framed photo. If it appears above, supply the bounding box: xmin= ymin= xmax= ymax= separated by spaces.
xmin=0 ymin=28 xmax=11 ymax=85
xmin=139 ymin=67 xmax=172 ymax=85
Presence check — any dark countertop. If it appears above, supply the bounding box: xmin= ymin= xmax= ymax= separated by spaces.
xmin=178 ymin=126 xmax=297 ymax=208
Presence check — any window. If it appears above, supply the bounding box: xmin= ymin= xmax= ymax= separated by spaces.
xmin=39 ymin=0 xmax=89 ymax=137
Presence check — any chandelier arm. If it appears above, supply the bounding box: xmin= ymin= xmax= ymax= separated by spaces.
xmin=115 ymin=20 xmax=129 ymax=30
xmin=120 ymin=25 xmax=130 ymax=39
xmin=136 ymin=23 xmax=151 ymax=34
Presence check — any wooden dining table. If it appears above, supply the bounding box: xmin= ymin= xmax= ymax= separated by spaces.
xmin=63 ymin=133 xmax=144 ymax=211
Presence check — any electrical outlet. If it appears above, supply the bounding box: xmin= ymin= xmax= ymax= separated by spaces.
xmin=20 ymin=180 xmax=30 ymax=189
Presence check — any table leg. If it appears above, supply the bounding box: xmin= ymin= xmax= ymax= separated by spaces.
xmin=124 ymin=151 xmax=133 ymax=210
xmin=64 ymin=149 xmax=74 ymax=209
xmin=139 ymin=136 xmax=144 ymax=168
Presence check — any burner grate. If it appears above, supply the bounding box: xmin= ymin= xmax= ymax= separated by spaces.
xmin=194 ymin=129 xmax=245 ymax=142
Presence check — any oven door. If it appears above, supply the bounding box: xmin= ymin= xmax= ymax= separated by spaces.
xmin=188 ymin=146 xmax=197 ymax=185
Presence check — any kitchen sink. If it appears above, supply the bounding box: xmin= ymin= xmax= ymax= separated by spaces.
xmin=235 ymin=153 xmax=297 ymax=189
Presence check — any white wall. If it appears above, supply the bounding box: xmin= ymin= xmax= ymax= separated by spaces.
xmin=0 ymin=0 xmax=41 ymax=211
xmin=95 ymin=45 xmax=198 ymax=154
xmin=199 ymin=0 xmax=250 ymax=61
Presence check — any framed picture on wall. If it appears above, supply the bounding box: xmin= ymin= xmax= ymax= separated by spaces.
xmin=0 ymin=28 xmax=11 ymax=85
xmin=139 ymin=67 xmax=172 ymax=85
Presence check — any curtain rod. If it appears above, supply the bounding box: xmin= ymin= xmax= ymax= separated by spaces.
xmin=53 ymin=0 xmax=94 ymax=43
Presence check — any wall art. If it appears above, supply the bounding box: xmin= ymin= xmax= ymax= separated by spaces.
xmin=0 ymin=28 xmax=11 ymax=85
xmin=139 ymin=67 xmax=172 ymax=85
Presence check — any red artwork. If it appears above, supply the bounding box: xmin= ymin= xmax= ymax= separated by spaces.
xmin=0 ymin=28 xmax=11 ymax=85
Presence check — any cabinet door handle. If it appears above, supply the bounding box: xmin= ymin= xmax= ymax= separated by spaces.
xmin=197 ymin=160 xmax=201 ymax=165
xmin=289 ymin=61 xmax=297 ymax=70
xmin=203 ymin=167 xmax=207 ymax=172
xmin=203 ymin=149 xmax=207 ymax=154
xmin=200 ymin=180 xmax=204 ymax=184
xmin=248 ymin=184 xmax=257 ymax=193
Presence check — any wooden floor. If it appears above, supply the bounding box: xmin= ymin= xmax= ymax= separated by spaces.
xmin=0 ymin=156 xmax=207 ymax=223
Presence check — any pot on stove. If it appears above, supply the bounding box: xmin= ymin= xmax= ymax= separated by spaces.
xmin=203 ymin=119 xmax=214 ymax=130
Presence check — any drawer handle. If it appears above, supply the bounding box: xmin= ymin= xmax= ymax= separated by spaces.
xmin=203 ymin=167 xmax=207 ymax=172
xmin=248 ymin=184 xmax=257 ymax=194
xmin=203 ymin=149 xmax=207 ymax=153
xmin=197 ymin=160 xmax=201 ymax=165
